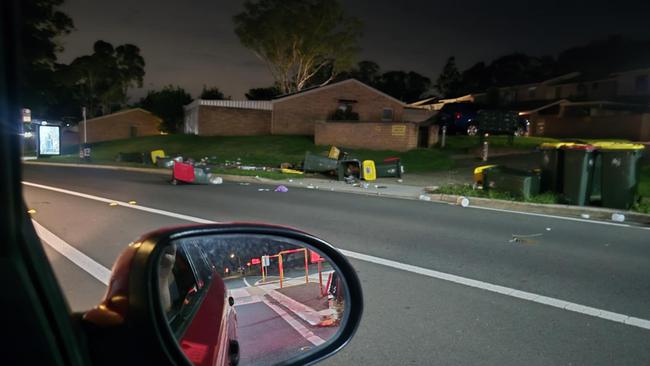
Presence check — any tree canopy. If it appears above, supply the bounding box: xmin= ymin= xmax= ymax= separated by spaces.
xmin=58 ymin=40 xmax=145 ymax=117
xmin=245 ymin=85 xmax=282 ymax=100
xmin=234 ymin=0 xmax=362 ymax=93
xmin=139 ymin=86 xmax=192 ymax=133
xmin=19 ymin=0 xmax=74 ymax=116
xmin=200 ymin=86 xmax=229 ymax=100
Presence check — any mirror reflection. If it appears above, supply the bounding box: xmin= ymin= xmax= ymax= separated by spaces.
xmin=158 ymin=234 xmax=347 ymax=366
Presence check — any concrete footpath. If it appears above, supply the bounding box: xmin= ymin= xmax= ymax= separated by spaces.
xmin=24 ymin=161 xmax=650 ymax=226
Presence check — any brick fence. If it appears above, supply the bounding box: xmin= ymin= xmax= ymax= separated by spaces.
xmin=531 ymin=113 xmax=650 ymax=141
xmin=198 ymin=106 xmax=271 ymax=136
xmin=315 ymin=121 xmax=419 ymax=151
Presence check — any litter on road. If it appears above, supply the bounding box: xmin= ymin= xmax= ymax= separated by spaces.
xmin=274 ymin=185 xmax=289 ymax=193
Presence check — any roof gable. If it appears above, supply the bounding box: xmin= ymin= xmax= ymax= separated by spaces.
xmin=272 ymin=79 xmax=406 ymax=106
xmin=85 ymin=108 xmax=162 ymax=123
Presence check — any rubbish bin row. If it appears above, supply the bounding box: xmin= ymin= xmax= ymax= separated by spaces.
xmin=539 ymin=142 xmax=644 ymax=209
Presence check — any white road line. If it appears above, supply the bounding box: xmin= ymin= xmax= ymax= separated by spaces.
xmin=242 ymin=277 xmax=252 ymax=288
xmin=24 ymin=181 xmax=650 ymax=331
xmin=339 ymin=249 xmax=650 ymax=331
xmin=467 ymin=205 xmax=649 ymax=229
xmin=23 ymin=181 xmax=214 ymax=224
xmin=263 ymin=299 xmax=326 ymax=346
xmin=33 ymin=219 xmax=111 ymax=285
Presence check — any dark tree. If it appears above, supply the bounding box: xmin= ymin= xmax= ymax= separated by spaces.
xmin=435 ymin=57 xmax=462 ymax=98
xmin=139 ymin=86 xmax=192 ymax=133
xmin=375 ymin=71 xmax=431 ymax=102
xmin=19 ymin=0 xmax=74 ymax=116
xmin=200 ymin=86 xmax=229 ymax=100
xmin=245 ymin=86 xmax=282 ymax=100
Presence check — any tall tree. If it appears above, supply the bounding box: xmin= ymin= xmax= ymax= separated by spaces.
xmin=245 ymin=85 xmax=282 ymax=100
xmin=62 ymin=40 xmax=145 ymax=117
xmin=233 ymin=0 xmax=362 ymax=93
xmin=19 ymin=0 xmax=74 ymax=116
xmin=435 ymin=57 xmax=462 ymax=98
xmin=375 ymin=71 xmax=431 ymax=102
xmin=139 ymin=86 xmax=192 ymax=133
xmin=339 ymin=60 xmax=381 ymax=85
xmin=199 ymin=86 xmax=229 ymax=100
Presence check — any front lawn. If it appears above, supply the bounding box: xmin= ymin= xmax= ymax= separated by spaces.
xmin=52 ymin=134 xmax=455 ymax=173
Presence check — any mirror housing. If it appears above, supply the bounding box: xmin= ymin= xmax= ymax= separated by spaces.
xmin=81 ymin=223 xmax=363 ymax=366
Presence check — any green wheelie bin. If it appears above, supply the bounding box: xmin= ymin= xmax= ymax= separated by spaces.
xmin=591 ymin=142 xmax=645 ymax=209
xmin=539 ymin=142 xmax=574 ymax=193
xmin=561 ymin=144 xmax=596 ymax=206
xmin=482 ymin=166 xmax=541 ymax=200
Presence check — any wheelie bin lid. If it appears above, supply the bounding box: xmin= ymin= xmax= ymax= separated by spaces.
xmin=590 ymin=142 xmax=645 ymax=150
xmin=539 ymin=142 xmax=575 ymax=149
xmin=562 ymin=143 xmax=596 ymax=151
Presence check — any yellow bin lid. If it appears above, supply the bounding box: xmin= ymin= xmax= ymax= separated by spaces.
xmin=591 ymin=142 xmax=645 ymax=150
xmin=539 ymin=142 xmax=575 ymax=149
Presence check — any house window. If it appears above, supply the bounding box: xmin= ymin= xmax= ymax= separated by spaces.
xmin=381 ymin=108 xmax=394 ymax=121
xmin=635 ymin=75 xmax=649 ymax=93
xmin=330 ymin=99 xmax=359 ymax=121
xmin=129 ymin=126 xmax=138 ymax=137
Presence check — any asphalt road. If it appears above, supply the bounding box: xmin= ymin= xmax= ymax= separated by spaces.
xmin=22 ymin=164 xmax=650 ymax=365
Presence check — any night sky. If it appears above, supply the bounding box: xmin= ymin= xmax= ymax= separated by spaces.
xmin=59 ymin=0 xmax=650 ymax=100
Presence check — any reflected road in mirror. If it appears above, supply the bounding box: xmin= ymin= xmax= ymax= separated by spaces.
xmin=159 ymin=234 xmax=347 ymax=366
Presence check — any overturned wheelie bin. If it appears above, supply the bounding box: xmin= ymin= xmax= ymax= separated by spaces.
xmin=171 ymin=161 xmax=222 ymax=185
xmin=302 ymin=152 xmax=338 ymax=173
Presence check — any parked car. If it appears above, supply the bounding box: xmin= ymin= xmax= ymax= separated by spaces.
xmin=165 ymin=242 xmax=240 ymax=366
xmin=435 ymin=102 xmax=480 ymax=136
xmin=436 ymin=103 xmax=529 ymax=136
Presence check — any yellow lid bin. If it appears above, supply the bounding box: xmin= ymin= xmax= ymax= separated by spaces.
xmin=539 ymin=142 xmax=575 ymax=149
xmin=473 ymin=165 xmax=497 ymax=185
xmin=150 ymin=149 xmax=166 ymax=164
xmin=328 ymin=146 xmax=341 ymax=160
xmin=362 ymin=160 xmax=377 ymax=181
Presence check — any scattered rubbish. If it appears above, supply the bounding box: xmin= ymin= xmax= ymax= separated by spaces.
xmin=254 ymin=176 xmax=262 ymax=180
xmin=545 ymin=227 xmax=552 ymax=231
xmin=258 ymin=188 xmax=270 ymax=192
xmin=128 ymin=201 xmax=137 ymax=205
xmin=509 ymin=233 xmax=542 ymax=244
xmin=274 ymin=185 xmax=289 ymax=193
xmin=330 ymin=188 xmax=335 ymax=191
xmin=109 ymin=202 xmax=118 ymax=207
xmin=375 ymin=185 xmax=387 ymax=189
xmin=288 ymin=179 xmax=294 ymax=183
xmin=456 ymin=196 xmax=470 ymax=207
xmin=397 ymin=179 xmax=403 ymax=183
xmin=344 ymin=176 xmax=356 ymax=184
xmin=307 ymin=185 xmax=315 ymax=189
xmin=239 ymin=182 xmax=250 ymax=186
xmin=418 ymin=194 xmax=431 ymax=201
xmin=239 ymin=166 xmax=257 ymax=171
xmin=27 ymin=209 xmax=36 ymax=214
xmin=315 ymin=186 xmax=320 ymax=189
xmin=281 ymin=168 xmax=303 ymax=175
xmin=209 ymin=176 xmax=223 ymax=185
xmin=580 ymin=213 xmax=590 ymax=219
xmin=362 ymin=183 xmax=370 ymax=189
xmin=611 ymin=213 xmax=625 ymax=222
xmin=352 ymin=183 xmax=360 ymax=187
xmin=280 ymin=162 xmax=293 ymax=169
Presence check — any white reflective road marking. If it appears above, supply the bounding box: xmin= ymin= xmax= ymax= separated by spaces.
xmin=33 ymin=219 xmax=110 ymax=285
xmin=263 ymin=299 xmax=326 ymax=346
xmin=24 ymin=181 xmax=650 ymax=331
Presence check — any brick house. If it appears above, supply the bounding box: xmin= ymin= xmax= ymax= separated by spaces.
xmin=183 ymin=79 xmax=437 ymax=150
xmin=271 ymin=79 xmax=409 ymax=135
xmin=79 ymin=108 xmax=162 ymax=143
xmin=183 ymin=100 xmax=271 ymax=136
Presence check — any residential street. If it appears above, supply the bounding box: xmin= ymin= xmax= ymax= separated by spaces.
xmin=22 ymin=164 xmax=650 ymax=366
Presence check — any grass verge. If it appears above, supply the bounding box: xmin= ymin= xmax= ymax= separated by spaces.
xmin=53 ymin=134 xmax=454 ymax=173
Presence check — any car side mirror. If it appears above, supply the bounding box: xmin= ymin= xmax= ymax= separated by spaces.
xmin=82 ymin=223 xmax=363 ymax=366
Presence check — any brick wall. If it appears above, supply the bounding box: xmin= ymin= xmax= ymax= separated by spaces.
xmin=428 ymin=125 xmax=440 ymax=146
xmin=79 ymin=109 xmax=161 ymax=143
xmin=272 ymin=80 xmax=405 ymax=135
xmin=197 ymin=106 xmax=271 ymax=136
xmin=314 ymin=121 xmax=419 ymax=151
xmin=530 ymin=113 xmax=650 ymax=141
